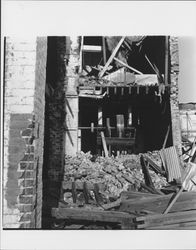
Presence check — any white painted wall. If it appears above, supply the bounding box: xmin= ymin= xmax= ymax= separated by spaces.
xmin=178 ymin=37 xmax=196 ymax=103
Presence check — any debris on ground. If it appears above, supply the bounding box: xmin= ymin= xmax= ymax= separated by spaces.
xmin=51 ymin=146 xmax=196 ymax=229
xmin=63 ymin=151 xmax=167 ymax=206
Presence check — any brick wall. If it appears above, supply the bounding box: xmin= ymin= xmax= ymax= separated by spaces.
xmin=3 ymin=37 xmax=47 ymax=228
xmin=45 ymin=37 xmax=67 ymax=182
xmin=64 ymin=36 xmax=80 ymax=156
xmin=169 ymin=36 xmax=182 ymax=154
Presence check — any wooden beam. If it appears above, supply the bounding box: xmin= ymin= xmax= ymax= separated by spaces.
xmin=162 ymin=125 xmax=170 ymax=149
xmin=100 ymin=131 xmax=109 ymax=157
xmin=116 ymin=114 xmax=124 ymax=138
xmin=83 ymin=182 xmax=90 ymax=204
xmin=114 ymin=57 xmax=143 ymax=75
xmin=136 ymin=210 xmax=196 ymax=229
xmin=121 ymin=191 xmax=159 ymax=201
xmin=165 ymin=36 xmax=169 ymax=85
xmin=140 ymin=183 xmax=163 ymax=195
xmin=143 ymin=155 xmax=166 ymax=176
xmin=71 ymin=182 xmax=77 ymax=203
xmin=51 ymin=207 xmax=134 ymax=224
xmin=99 ymin=36 xmax=126 ymax=78
xmin=83 ymin=45 xmax=102 ymax=52
xmin=97 ymin=137 xmax=135 ymax=147
xmin=102 ymin=198 xmax=122 ymax=210
xmin=140 ymin=155 xmax=155 ymax=188
xmin=120 ymin=191 xmax=196 ymax=214
xmin=102 ymin=36 xmax=107 ymax=65
xmin=163 ymin=164 xmax=194 ymax=214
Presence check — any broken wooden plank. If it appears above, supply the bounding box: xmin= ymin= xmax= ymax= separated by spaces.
xmin=120 ymin=191 xmax=196 ymax=215
xmin=83 ymin=182 xmax=90 ymax=204
xmin=99 ymin=36 xmax=125 ymax=78
xmin=136 ymin=210 xmax=196 ymax=229
xmin=145 ymin=54 xmax=157 ymax=74
xmin=102 ymin=198 xmax=122 ymax=210
xmin=140 ymin=183 xmax=163 ymax=195
xmin=163 ymin=164 xmax=194 ymax=214
xmin=162 ymin=125 xmax=170 ymax=149
xmin=102 ymin=36 xmax=107 ymax=65
xmin=51 ymin=207 xmax=134 ymax=224
xmin=93 ymin=183 xmax=103 ymax=205
xmin=62 ymin=181 xmax=105 ymax=192
xmin=114 ymin=57 xmax=143 ymax=75
xmin=100 ymin=131 xmax=109 ymax=157
xmin=71 ymin=182 xmax=77 ymax=203
xmin=140 ymin=155 xmax=155 ymax=188
xmin=143 ymin=155 xmax=166 ymax=176
xmin=146 ymin=221 xmax=196 ymax=230
xmin=120 ymin=191 xmax=159 ymax=201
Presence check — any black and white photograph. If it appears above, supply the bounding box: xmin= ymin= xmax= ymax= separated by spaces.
xmin=1 ymin=1 xmax=196 ymax=250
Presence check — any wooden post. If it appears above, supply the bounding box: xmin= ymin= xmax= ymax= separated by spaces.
xmin=98 ymin=106 xmax=103 ymax=126
xmin=101 ymin=131 xmax=109 ymax=157
xmin=165 ymin=36 xmax=169 ymax=85
xmin=162 ymin=125 xmax=170 ymax=149
xmin=128 ymin=106 xmax=132 ymax=126
xmin=102 ymin=36 xmax=107 ymax=65
xmin=116 ymin=114 xmax=124 ymax=138
xmin=106 ymin=118 xmax=112 ymax=156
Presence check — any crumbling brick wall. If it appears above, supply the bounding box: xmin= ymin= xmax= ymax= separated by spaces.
xmin=46 ymin=37 xmax=68 ymax=181
xmin=169 ymin=36 xmax=182 ymax=154
xmin=64 ymin=36 xmax=80 ymax=156
xmin=3 ymin=37 xmax=47 ymax=228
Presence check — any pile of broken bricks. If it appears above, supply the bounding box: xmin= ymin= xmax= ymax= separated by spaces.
xmin=51 ymin=148 xmax=196 ymax=229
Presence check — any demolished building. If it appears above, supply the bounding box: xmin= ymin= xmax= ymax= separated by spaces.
xmin=3 ymin=36 xmax=196 ymax=229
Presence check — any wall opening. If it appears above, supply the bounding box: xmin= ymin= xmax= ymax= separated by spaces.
xmin=79 ymin=86 xmax=172 ymax=155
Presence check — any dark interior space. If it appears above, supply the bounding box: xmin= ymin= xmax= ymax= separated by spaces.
xmin=79 ymin=98 xmax=98 ymax=154
xmin=82 ymin=36 xmax=166 ymax=75
xmin=126 ymin=36 xmax=166 ymax=74
xmin=79 ymin=87 xmax=172 ymax=155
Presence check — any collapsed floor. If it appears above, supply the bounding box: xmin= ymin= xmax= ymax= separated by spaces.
xmin=50 ymin=147 xmax=196 ymax=230
xmin=41 ymin=36 xmax=196 ymax=229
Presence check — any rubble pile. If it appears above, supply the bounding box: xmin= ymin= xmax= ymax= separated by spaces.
xmin=63 ymin=152 xmax=167 ymax=206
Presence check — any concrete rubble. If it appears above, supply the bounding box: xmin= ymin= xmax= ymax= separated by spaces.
xmin=63 ymin=151 xmax=167 ymax=207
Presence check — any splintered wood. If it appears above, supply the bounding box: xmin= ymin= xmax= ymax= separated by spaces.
xmin=51 ymin=150 xmax=196 ymax=229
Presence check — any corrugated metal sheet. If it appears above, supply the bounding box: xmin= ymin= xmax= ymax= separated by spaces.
xmin=160 ymin=146 xmax=182 ymax=182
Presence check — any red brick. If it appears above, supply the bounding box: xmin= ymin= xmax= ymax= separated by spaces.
xmin=17 ymin=204 xmax=34 ymax=212
xmin=20 ymin=187 xmax=35 ymax=195
xmin=19 ymin=162 xmax=34 ymax=170
xmin=19 ymin=195 xmax=35 ymax=204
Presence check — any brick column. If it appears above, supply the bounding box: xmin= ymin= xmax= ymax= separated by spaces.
xmin=169 ymin=36 xmax=182 ymax=154
xmin=65 ymin=36 xmax=80 ymax=156
xmin=3 ymin=37 xmax=47 ymax=228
